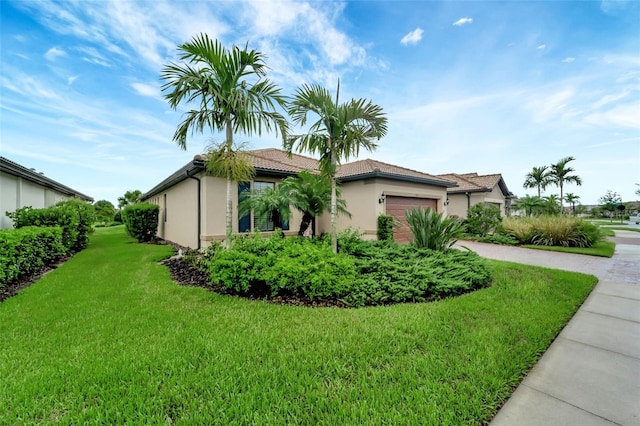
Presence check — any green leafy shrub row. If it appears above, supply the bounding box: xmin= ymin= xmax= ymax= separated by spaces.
xmin=208 ymin=233 xmax=356 ymax=299
xmin=122 ymin=203 xmax=159 ymax=243
xmin=205 ymin=232 xmax=491 ymax=307
xmin=7 ymin=199 xmax=94 ymax=253
xmin=502 ymin=216 xmax=602 ymax=248
xmin=0 ymin=226 xmax=66 ymax=287
xmin=339 ymin=239 xmax=491 ymax=306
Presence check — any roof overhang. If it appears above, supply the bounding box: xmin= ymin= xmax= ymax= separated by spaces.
xmin=338 ymin=171 xmax=456 ymax=187
xmin=0 ymin=156 xmax=93 ymax=202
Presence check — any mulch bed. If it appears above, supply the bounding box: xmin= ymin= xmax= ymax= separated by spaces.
xmin=0 ymin=256 xmax=71 ymax=303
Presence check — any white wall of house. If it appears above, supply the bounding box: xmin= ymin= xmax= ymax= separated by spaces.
xmin=0 ymin=171 xmax=70 ymax=229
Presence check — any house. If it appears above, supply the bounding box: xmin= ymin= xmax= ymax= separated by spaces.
xmin=141 ymin=148 xmax=455 ymax=248
xmin=436 ymin=172 xmax=514 ymax=218
xmin=0 ymin=156 xmax=93 ymax=229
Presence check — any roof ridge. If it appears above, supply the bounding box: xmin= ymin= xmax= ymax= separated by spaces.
xmin=355 ymin=157 xmax=445 ymax=180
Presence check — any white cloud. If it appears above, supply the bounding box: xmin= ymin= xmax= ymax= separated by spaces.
xmin=44 ymin=47 xmax=66 ymax=60
xmin=401 ymin=28 xmax=423 ymax=45
xmin=453 ymin=17 xmax=473 ymax=26
xmin=537 ymin=44 xmax=546 ymax=50
xmin=131 ymin=82 xmax=160 ymax=98
xmin=67 ymin=75 xmax=79 ymax=85
xmin=562 ymin=57 xmax=576 ymax=63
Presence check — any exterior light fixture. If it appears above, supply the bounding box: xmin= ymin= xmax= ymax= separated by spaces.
xmin=378 ymin=193 xmax=386 ymax=204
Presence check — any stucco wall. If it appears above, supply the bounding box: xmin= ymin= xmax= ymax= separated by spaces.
xmin=0 ymin=171 xmax=72 ymax=229
xmin=446 ymin=186 xmax=506 ymax=219
xmin=318 ymin=178 xmax=448 ymax=239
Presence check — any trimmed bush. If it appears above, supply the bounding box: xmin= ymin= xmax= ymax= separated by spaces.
xmin=6 ymin=199 xmax=94 ymax=253
xmin=377 ymin=214 xmax=395 ymax=241
xmin=0 ymin=226 xmax=66 ymax=287
xmin=340 ymin=239 xmax=491 ymax=307
xmin=466 ymin=202 xmax=502 ymax=236
xmin=405 ymin=207 xmax=465 ymax=251
xmin=122 ymin=203 xmax=159 ymax=243
xmin=206 ymin=233 xmax=491 ymax=307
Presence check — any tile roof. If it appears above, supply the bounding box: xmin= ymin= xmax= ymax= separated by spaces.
xmin=338 ymin=159 xmax=455 ymax=187
xmin=437 ymin=172 xmax=512 ymax=196
xmin=143 ymin=148 xmax=456 ymax=200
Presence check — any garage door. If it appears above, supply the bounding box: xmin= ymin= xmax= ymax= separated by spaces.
xmin=386 ymin=196 xmax=437 ymax=243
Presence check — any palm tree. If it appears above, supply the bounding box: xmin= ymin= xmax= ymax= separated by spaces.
xmin=549 ymin=156 xmax=582 ymax=209
xmin=280 ymin=171 xmax=350 ymax=236
xmin=512 ymin=195 xmax=545 ymax=216
xmin=523 ymin=166 xmax=552 ymax=198
xmin=543 ymin=194 xmax=561 ymax=215
xmin=564 ymin=193 xmax=580 ymax=215
xmin=238 ymin=184 xmax=291 ymax=231
xmin=161 ymin=34 xmax=289 ymax=246
xmin=285 ymin=82 xmax=388 ymax=252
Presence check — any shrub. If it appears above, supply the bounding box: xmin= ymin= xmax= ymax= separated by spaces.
xmin=377 ymin=214 xmax=395 ymax=241
xmin=6 ymin=199 xmax=94 ymax=253
xmin=405 ymin=207 xmax=465 ymax=251
xmin=340 ymin=240 xmax=492 ymax=307
xmin=0 ymin=226 xmax=66 ymax=287
xmin=502 ymin=216 xmax=602 ymax=248
xmin=122 ymin=203 xmax=159 ymax=243
xmin=208 ymin=234 xmax=356 ymax=299
xmin=206 ymin=233 xmax=492 ymax=307
xmin=466 ymin=203 xmax=502 ymax=236
xmin=113 ymin=210 xmax=123 ymax=223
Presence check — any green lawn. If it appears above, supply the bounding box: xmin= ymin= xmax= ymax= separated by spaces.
xmin=0 ymin=227 xmax=597 ymax=425
xmin=522 ymin=240 xmax=616 ymax=257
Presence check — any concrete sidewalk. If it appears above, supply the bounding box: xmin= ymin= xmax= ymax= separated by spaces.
xmin=457 ymin=231 xmax=640 ymax=425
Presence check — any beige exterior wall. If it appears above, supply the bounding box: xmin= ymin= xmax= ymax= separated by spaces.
xmin=446 ymin=186 xmax=507 ymax=219
xmin=147 ymin=176 xmax=200 ymax=249
xmin=0 ymin=171 xmax=73 ymax=229
xmin=318 ymin=178 xmax=448 ymax=240
xmin=149 ymin=172 xmax=308 ymax=248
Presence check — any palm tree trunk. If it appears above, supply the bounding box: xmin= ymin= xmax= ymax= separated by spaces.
xmin=226 ymin=176 xmax=232 ymax=248
xmin=559 ymin=182 xmax=564 ymax=210
xmin=225 ymin=119 xmax=233 ymax=248
xmin=330 ymin=149 xmax=337 ymax=253
xmin=298 ymin=212 xmax=313 ymax=236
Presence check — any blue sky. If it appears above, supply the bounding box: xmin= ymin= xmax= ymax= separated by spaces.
xmin=1 ymin=0 xmax=638 ymax=206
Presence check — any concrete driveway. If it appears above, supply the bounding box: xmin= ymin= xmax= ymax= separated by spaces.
xmin=455 ymin=231 xmax=640 ymax=425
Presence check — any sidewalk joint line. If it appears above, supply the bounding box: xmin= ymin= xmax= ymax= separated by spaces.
xmin=520 ymin=384 xmax=624 ymax=426
xmin=558 ymin=336 xmax=640 ymax=361
xmin=581 ymin=308 xmax=640 ymax=325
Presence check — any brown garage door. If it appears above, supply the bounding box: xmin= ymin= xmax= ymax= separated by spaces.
xmin=386 ymin=196 xmax=437 ymax=243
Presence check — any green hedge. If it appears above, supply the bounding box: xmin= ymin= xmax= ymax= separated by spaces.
xmin=206 ymin=233 xmax=491 ymax=307
xmin=7 ymin=199 xmax=94 ymax=253
xmin=122 ymin=203 xmax=159 ymax=243
xmin=0 ymin=226 xmax=66 ymax=287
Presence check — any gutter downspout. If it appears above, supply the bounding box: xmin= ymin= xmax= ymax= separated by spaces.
xmin=186 ymin=170 xmax=201 ymax=250
xmin=466 ymin=192 xmax=471 ymax=210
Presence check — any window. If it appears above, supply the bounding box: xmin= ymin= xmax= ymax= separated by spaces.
xmin=237 ymin=180 xmax=289 ymax=232
xmin=253 ymin=181 xmax=275 ymax=231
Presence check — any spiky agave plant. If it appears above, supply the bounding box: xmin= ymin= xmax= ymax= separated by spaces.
xmin=405 ymin=208 xmax=465 ymax=251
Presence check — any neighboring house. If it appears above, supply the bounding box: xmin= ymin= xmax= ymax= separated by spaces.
xmin=0 ymin=156 xmax=94 ymax=229
xmin=437 ymin=172 xmax=514 ymax=218
xmin=141 ymin=148 xmax=455 ymax=248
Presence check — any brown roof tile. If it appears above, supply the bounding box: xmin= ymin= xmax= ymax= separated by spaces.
xmin=438 ymin=172 xmax=508 ymax=194
xmin=338 ymin=158 xmax=454 ymax=186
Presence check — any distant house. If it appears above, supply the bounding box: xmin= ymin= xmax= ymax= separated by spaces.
xmin=0 ymin=156 xmax=93 ymax=229
xmin=437 ymin=172 xmax=514 ymax=218
xmin=141 ymin=148 xmax=455 ymax=248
